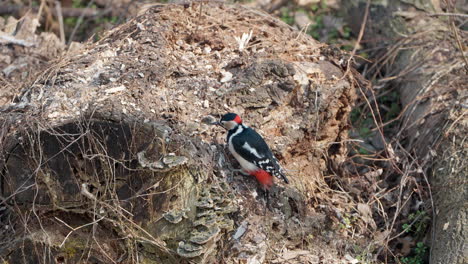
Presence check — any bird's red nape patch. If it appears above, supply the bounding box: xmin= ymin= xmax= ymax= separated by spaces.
xmin=234 ymin=115 xmax=242 ymax=124
xmin=250 ymin=170 xmax=273 ymax=189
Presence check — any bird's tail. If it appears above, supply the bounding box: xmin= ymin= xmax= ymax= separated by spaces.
xmin=272 ymin=155 xmax=290 ymax=184
xmin=279 ymin=170 xmax=289 ymax=184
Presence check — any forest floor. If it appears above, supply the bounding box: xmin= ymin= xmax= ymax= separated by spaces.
xmin=1 ymin=0 xmax=459 ymax=263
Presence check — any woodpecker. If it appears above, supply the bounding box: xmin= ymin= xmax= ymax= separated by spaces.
xmin=214 ymin=113 xmax=289 ymax=188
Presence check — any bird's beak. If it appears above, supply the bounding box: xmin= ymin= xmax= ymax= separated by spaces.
xmin=211 ymin=121 xmax=226 ymax=130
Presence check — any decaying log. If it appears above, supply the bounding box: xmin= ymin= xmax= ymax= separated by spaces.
xmin=0 ymin=13 xmax=64 ymax=106
xmin=343 ymin=1 xmax=467 ymax=263
xmin=0 ymin=3 xmax=359 ymax=263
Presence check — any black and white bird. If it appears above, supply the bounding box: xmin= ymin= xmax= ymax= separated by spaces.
xmin=214 ymin=113 xmax=289 ymax=188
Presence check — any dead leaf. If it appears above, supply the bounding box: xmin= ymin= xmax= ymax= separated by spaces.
xmin=281 ymin=250 xmax=311 ymax=260
xmin=357 ymin=203 xmax=377 ymax=230
xmin=374 ymin=230 xmax=391 ymax=245
xmin=396 ymin=237 xmax=415 ymax=256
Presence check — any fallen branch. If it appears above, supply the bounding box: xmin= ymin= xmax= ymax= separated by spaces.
xmin=55 ymin=1 xmax=66 ymax=44
xmin=0 ymin=5 xmax=107 ymax=18
xmin=0 ymin=34 xmax=35 ymax=47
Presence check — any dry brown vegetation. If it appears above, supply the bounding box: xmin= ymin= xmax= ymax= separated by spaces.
xmin=0 ymin=0 xmax=466 ymax=263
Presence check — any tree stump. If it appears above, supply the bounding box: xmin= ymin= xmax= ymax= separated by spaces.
xmin=0 ymin=3 xmax=358 ymax=263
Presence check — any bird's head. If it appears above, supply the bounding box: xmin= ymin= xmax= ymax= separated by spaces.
xmin=214 ymin=113 xmax=242 ymax=130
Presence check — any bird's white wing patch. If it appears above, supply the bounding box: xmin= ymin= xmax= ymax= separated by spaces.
xmin=242 ymin=142 xmax=263 ymax=159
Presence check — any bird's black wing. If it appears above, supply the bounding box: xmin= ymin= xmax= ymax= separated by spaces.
xmin=231 ymin=126 xmax=289 ymax=183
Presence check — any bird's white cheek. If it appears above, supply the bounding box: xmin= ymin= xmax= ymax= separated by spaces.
xmin=225 ymin=121 xmax=236 ymax=130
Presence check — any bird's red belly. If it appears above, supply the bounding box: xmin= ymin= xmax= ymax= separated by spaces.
xmin=249 ymin=169 xmax=273 ymax=188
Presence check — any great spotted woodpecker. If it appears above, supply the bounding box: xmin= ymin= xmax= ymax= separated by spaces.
xmin=214 ymin=113 xmax=289 ymax=188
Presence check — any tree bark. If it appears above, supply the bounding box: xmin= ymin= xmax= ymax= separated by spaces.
xmin=343 ymin=1 xmax=467 ymax=263
xmin=0 ymin=3 xmax=358 ymax=263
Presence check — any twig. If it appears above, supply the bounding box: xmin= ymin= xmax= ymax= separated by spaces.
xmin=68 ymin=0 xmax=96 ymax=44
xmin=0 ymin=35 xmax=35 ymax=47
xmin=80 ymin=183 xmax=170 ymax=253
xmin=444 ymin=109 xmax=468 ymax=137
xmin=0 ymin=5 xmax=101 ymax=17
xmin=421 ymin=168 xmax=435 ymax=262
xmin=349 ymin=0 xmax=371 ymax=62
xmin=339 ymin=0 xmax=370 ymax=80
xmin=450 ymin=20 xmax=468 ymax=72
xmin=55 ymin=1 xmax=66 ymax=45
xmin=429 ymin=12 xmax=468 ymax=18
xmin=55 ymin=216 xmax=105 ymax=247
xmin=383 ymin=144 xmax=420 ymax=247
